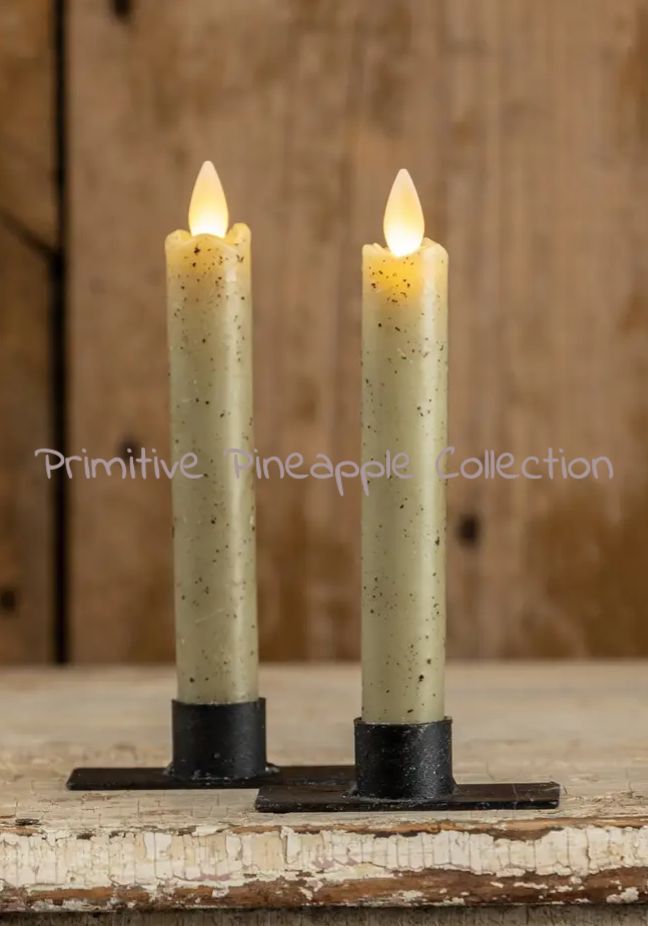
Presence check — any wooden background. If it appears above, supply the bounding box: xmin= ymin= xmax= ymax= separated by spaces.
xmin=0 ymin=0 xmax=55 ymax=662
xmin=1 ymin=0 xmax=648 ymax=664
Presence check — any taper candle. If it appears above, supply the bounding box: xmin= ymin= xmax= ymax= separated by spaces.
xmin=166 ymin=161 xmax=258 ymax=705
xmin=361 ymin=169 xmax=448 ymax=724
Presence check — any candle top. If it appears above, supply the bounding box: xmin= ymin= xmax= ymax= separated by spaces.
xmin=188 ymin=161 xmax=229 ymax=237
xmin=383 ymin=169 xmax=424 ymax=258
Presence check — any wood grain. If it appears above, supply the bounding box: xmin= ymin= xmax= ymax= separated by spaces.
xmin=446 ymin=0 xmax=648 ymax=658
xmin=0 ymin=0 xmax=56 ymax=661
xmin=68 ymin=0 xmax=648 ymax=662
xmin=1 ymin=662 xmax=648 ymax=912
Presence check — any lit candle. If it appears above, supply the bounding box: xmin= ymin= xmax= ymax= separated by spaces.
xmin=361 ymin=169 xmax=448 ymax=724
xmin=166 ymin=161 xmax=258 ymax=705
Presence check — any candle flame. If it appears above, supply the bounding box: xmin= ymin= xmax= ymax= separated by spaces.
xmin=188 ymin=161 xmax=229 ymax=237
xmin=383 ymin=169 xmax=424 ymax=257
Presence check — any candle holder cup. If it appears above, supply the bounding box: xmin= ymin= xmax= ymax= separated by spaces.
xmin=168 ymin=698 xmax=269 ymax=781
xmin=354 ymin=716 xmax=454 ymax=799
xmin=255 ymin=716 xmax=560 ymax=812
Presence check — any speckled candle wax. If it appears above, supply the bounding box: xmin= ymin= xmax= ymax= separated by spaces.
xmin=361 ymin=171 xmax=448 ymax=724
xmin=165 ymin=163 xmax=257 ymax=705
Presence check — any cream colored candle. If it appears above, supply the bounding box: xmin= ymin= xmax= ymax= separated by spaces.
xmin=165 ymin=161 xmax=258 ymax=705
xmin=362 ymin=169 xmax=448 ymax=724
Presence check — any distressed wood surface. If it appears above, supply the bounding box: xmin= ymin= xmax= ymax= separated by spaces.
xmin=67 ymin=0 xmax=648 ymax=664
xmin=1 ymin=662 xmax=648 ymax=913
xmin=447 ymin=0 xmax=648 ymax=660
xmin=0 ymin=0 xmax=56 ymax=661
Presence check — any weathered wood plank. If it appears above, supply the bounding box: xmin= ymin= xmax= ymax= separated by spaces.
xmin=0 ymin=0 xmax=56 ymax=661
xmin=0 ymin=663 xmax=647 ymax=911
xmin=0 ymin=0 xmax=57 ymax=249
xmin=446 ymin=0 xmax=648 ymax=658
xmin=68 ymin=0 xmax=648 ymax=662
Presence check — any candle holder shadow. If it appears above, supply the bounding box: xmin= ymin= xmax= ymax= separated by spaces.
xmin=255 ymin=717 xmax=560 ymax=813
xmin=67 ymin=698 xmax=354 ymax=792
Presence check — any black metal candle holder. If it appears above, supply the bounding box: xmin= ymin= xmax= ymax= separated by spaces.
xmin=67 ymin=697 xmax=353 ymax=791
xmin=255 ymin=716 xmax=560 ymax=812
xmin=170 ymin=698 xmax=268 ymax=780
xmin=68 ymin=699 xmax=559 ymax=808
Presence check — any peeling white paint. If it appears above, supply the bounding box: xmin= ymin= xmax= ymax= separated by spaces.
xmin=1 ymin=822 xmax=648 ymax=910
xmin=608 ymin=887 xmax=640 ymax=903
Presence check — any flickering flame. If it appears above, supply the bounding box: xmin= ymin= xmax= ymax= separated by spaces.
xmin=188 ymin=161 xmax=229 ymax=237
xmin=383 ymin=169 xmax=424 ymax=257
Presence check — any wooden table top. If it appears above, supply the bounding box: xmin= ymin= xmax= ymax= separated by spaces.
xmin=0 ymin=662 xmax=647 ymax=913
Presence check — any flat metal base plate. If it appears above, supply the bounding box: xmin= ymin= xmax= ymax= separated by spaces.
xmin=66 ymin=764 xmax=354 ymax=791
xmin=255 ymin=780 xmax=561 ymax=812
